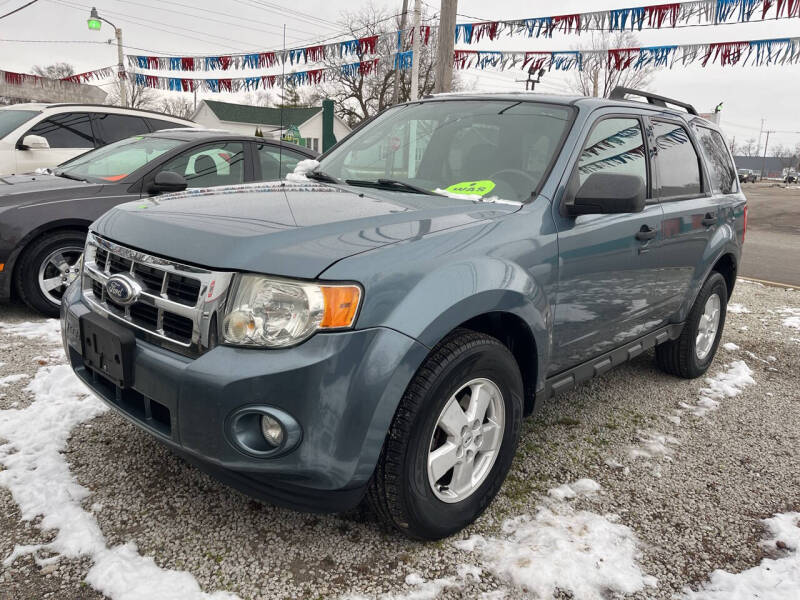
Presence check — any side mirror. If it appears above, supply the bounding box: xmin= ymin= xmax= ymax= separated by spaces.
xmin=148 ymin=171 xmax=187 ymax=194
xmin=17 ymin=135 xmax=50 ymax=150
xmin=567 ymin=173 xmax=645 ymax=216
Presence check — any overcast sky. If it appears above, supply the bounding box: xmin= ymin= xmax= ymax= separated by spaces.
xmin=1 ymin=0 xmax=798 ymax=149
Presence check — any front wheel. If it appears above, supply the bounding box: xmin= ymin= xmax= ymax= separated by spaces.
xmin=656 ymin=271 xmax=728 ymax=379
xmin=15 ymin=230 xmax=86 ymax=317
xmin=367 ymin=329 xmax=523 ymax=540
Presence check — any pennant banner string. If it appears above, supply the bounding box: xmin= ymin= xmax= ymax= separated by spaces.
xmin=125 ymin=0 xmax=800 ymax=73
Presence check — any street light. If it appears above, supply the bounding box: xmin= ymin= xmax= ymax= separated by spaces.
xmin=87 ymin=7 xmax=127 ymax=108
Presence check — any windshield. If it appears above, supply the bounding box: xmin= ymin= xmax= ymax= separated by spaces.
xmin=0 ymin=109 xmax=40 ymax=139
xmin=57 ymin=135 xmax=184 ymax=182
xmin=318 ymin=100 xmax=573 ymax=202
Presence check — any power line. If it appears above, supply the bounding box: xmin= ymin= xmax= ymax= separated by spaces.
xmin=0 ymin=0 xmax=38 ymax=19
xmin=234 ymin=0 xmax=342 ymax=32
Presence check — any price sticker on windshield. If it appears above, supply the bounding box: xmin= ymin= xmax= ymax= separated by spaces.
xmin=444 ymin=180 xmax=496 ymax=196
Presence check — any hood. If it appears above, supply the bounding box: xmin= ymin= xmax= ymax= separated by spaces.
xmin=92 ymin=181 xmax=521 ymax=278
xmin=0 ymin=173 xmax=104 ymax=205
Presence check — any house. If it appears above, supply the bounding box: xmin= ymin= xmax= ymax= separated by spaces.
xmin=192 ymin=100 xmax=351 ymax=152
xmin=733 ymin=156 xmax=798 ymax=179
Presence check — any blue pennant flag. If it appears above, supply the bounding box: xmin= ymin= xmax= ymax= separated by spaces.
xmin=168 ymin=78 xmax=182 ymax=91
xmin=394 ymin=50 xmax=413 ymax=70
xmin=339 ymin=39 xmax=359 ymax=56
xmin=169 ymin=57 xmax=181 ymax=71
xmin=609 ymin=7 xmax=646 ymax=31
xmin=455 ymin=23 xmax=473 ymax=44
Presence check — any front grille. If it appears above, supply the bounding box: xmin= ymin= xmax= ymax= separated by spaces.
xmin=81 ymin=233 xmax=234 ymax=355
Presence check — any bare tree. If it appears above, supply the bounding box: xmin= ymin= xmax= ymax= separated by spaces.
xmin=568 ymin=31 xmax=654 ymax=98
xmin=31 ymin=62 xmax=75 ymax=80
xmin=738 ymin=137 xmax=759 ymax=157
xmin=157 ymin=96 xmax=195 ymax=120
xmin=105 ymin=67 xmax=159 ymax=109
xmin=772 ymin=144 xmax=798 ymax=169
xmin=241 ymin=90 xmax=277 ymax=107
xmin=308 ymin=4 xmax=457 ymax=126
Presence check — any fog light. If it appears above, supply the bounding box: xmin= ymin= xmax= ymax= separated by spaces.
xmin=260 ymin=415 xmax=284 ymax=446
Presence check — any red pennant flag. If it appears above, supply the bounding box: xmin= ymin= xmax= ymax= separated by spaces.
xmin=358 ymin=35 xmax=378 ymax=54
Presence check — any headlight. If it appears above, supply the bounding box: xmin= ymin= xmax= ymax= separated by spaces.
xmin=222 ymin=274 xmax=361 ymax=348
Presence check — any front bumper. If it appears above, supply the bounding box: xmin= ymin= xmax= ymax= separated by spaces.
xmin=61 ymin=283 xmax=429 ymax=512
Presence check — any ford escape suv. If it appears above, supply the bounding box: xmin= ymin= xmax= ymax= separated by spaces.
xmin=61 ymin=88 xmax=746 ymax=540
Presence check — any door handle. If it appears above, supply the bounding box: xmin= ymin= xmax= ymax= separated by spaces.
xmin=635 ymin=225 xmax=657 ymax=241
xmin=702 ymin=213 xmax=718 ymax=227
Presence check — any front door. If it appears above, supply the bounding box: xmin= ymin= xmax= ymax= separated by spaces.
xmin=551 ymin=114 xmax=666 ymax=375
xmin=15 ymin=112 xmax=95 ymax=173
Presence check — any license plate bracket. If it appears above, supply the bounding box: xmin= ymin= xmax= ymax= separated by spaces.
xmin=79 ymin=312 xmax=135 ymax=388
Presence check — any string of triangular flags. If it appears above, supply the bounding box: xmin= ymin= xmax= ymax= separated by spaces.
xmin=124 ymin=0 xmax=799 ymax=74
xmin=125 ymin=28 xmax=431 ymax=72
xmin=1 ymin=66 xmax=115 ymax=88
xmin=121 ymin=36 xmax=800 ymax=94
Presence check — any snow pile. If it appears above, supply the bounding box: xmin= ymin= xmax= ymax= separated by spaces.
xmin=683 ymin=512 xmax=800 ymax=600
xmin=0 ymin=332 xmax=240 ymax=599
xmin=285 ymin=158 xmax=320 ymax=182
xmin=722 ymin=342 xmax=740 ymax=351
xmin=344 ymin=573 xmax=461 ymax=600
xmin=680 ymin=361 xmax=755 ymax=418
xmin=548 ymin=478 xmax=601 ymax=500
xmin=0 ymin=319 xmax=62 ymax=345
xmin=727 ymin=304 xmax=750 ymax=314
xmin=454 ymin=507 xmax=656 ymax=599
xmin=779 ymin=308 xmax=800 ymax=330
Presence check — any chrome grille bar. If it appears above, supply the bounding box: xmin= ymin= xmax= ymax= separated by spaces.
xmin=81 ymin=232 xmax=234 ymax=355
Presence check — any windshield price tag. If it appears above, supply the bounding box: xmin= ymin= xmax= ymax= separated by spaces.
xmin=444 ymin=180 xmax=496 ymax=196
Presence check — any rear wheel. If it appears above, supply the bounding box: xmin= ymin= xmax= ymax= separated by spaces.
xmin=15 ymin=230 xmax=85 ymax=317
xmin=367 ymin=329 xmax=523 ymax=540
xmin=656 ymin=271 xmax=728 ymax=379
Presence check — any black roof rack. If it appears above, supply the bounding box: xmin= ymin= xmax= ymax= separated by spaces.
xmin=608 ymin=87 xmax=698 ymax=116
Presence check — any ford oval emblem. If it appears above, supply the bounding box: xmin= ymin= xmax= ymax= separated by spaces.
xmin=104 ymin=274 xmax=141 ymax=306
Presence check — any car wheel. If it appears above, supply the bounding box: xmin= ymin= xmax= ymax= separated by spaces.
xmin=367 ymin=328 xmax=523 ymax=540
xmin=15 ymin=230 xmax=85 ymax=317
xmin=656 ymin=271 xmax=728 ymax=379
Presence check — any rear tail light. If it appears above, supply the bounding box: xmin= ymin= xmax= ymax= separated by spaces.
xmin=742 ymin=204 xmax=748 ymax=243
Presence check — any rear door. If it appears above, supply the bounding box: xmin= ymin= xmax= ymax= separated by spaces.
xmin=15 ymin=112 xmax=96 ymax=173
xmin=551 ymin=111 xmax=666 ymax=375
xmin=649 ymin=117 xmax=721 ymax=318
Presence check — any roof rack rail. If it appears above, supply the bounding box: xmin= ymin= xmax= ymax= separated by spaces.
xmin=609 ymin=87 xmax=698 ymax=116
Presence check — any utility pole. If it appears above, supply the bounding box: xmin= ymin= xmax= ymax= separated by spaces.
xmin=409 ymin=0 xmax=422 ymax=101
xmin=433 ymin=0 xmax=457 ymax=94
xmin=392 ymin=0 xmax=409 ymax=105
xmin=761 ymin=130 xmax=772 ymax=180
xmin=758 ymin=117 xmax=765 ymax=152
xmin=88 ymin=7 xmax=127 ymax=107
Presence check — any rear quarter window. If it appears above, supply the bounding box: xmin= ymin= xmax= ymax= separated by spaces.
xmin=692 ymin=124 xmax=738 ymax=194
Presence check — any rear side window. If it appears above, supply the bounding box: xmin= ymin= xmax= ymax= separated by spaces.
xmin=257 ymin=144 xmax=307 ymax=180
xmin=693 ymin=125 xmax=737 ymax=194
xmin=27 ymin=113 xmax=94 ymax=148
xmin=652 ymin=121 xmax=702 ymax=198
xmin=147 ymin=118 xmax=189 ymax=132
xmin=93 ymin=113 xmax=150 ymax=145
xmin=578 ymin=117 xmax=647 ymax=189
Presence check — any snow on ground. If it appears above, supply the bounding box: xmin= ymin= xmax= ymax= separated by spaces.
xmin=0 ymin=373 xmax=30 ymax=387
xmin=780 ymin=308 xmax=800 ymax=329
xmin=722 ymin=342 xmax=740 ymax=351
xmin=547 ymin=478 xmax=602 ymax=500
xmin=0 ymin=325 xmax=240 ymax=600
xmin=0 ymin=319 xmax=62 ymax=345
xmin=679 ymin=361 xmax=755 ymax=418
xmin=628 ymin=430 xmax=679 ymax=461
xmin=682 ymin=513 xmax=800 ymax=600
xmin=455 ymin=480 xmax=656 ymax=599
xmin=727 ymin=303 xmax=750 ymax=314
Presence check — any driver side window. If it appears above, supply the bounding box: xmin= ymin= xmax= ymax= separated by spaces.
xmin=159 ymin=142 xmax=245 ymax=188
xmin=578 ymin=117 xmax=647 ymax=191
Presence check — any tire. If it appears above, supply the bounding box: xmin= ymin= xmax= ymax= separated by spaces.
xmin=367 ymin=328 xmax=523 ymax=540
xmin=656 ymin=271 xmax=728 ymax=379
xmin=14 ymin=229 xmax=86 ymax=317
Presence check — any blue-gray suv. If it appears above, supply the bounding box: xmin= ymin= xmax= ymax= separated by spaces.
xmin=61 ymin=88 xmax=746 ymax=540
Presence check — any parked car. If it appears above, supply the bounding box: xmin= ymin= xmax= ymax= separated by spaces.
xmin=61 ymin=89 xmax=745 ymax=540
xmin=737 ymin=168 xmax=757 ymax=183
xmin=0 ymin=103 xmax=197 ymax=175
xmin=0 ymin=129 xmax=316 ymax=315
xmin=785 ymin=171 xmax=797 ymax=184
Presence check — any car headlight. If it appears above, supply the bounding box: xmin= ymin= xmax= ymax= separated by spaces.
xmin=222 ymin=274 xmax=361 ymax=348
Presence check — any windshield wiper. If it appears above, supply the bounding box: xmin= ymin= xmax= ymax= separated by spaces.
xmin=306 ymin=170 xmax=341 ymax=184
xmin=345 ymin=178 xmax=441 ymax=196
xmin=53 ymin=170 xmax=87 ymax=182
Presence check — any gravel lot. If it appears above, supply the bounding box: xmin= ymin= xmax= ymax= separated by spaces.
xmin=1 ymin=279 xmax=798 ymax=600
